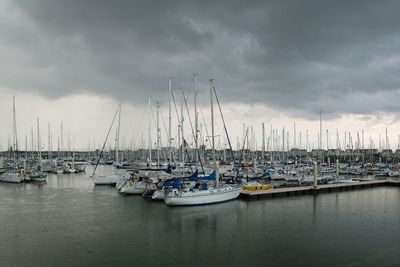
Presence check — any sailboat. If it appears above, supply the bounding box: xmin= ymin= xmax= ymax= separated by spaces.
xmin=0 ymin=97 xmax=24 ymax=183
xmin=29 ymin=117 xmax=48 ymax=182
xmin=62 ymin=152 xmax=76 ymax=173
xmin=164 ymin=79 xmax=241 ymax=206
xmin=91 ymin=101 xmax=130 ymax=185
xmin=118 ymin=177 xmax=147 ymax=194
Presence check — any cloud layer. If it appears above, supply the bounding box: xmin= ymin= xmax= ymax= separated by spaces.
xmin=2 ymin=0 xmax=400 ymax=119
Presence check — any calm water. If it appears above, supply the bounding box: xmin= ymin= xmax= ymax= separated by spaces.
xmin=0 ymin=166 xmax=399 ymax=267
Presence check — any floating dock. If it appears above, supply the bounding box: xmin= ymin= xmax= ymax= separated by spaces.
xmin=240 ymin=179 xmax=400 ymax=200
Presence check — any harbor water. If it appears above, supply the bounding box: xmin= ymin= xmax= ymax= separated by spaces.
xmin=0 ymin=165 xmax=399 ymax=267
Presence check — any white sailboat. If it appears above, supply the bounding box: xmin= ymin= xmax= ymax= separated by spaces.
xmin=1 ymin=97 xmax=24 ymax=183
xmin=164 ymin=79 xmax=241 ymax=206
xmin=62 ymin=152 xmax=76 ymax=174
xmin=92 ymin=101 xmax=129 ymax=185
xmin=119 ymin=178 xmax=147 ymax=194
xmin=1 ymin=172 xmax=24 ymax=183
xmin=152 ymin=189 xmax=165 ymax=200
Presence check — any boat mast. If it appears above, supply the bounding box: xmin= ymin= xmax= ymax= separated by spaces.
xmin=115 ymin=100 xmax=121 ymax=164
xmin=262 ymin=122 xmax=265 ymax=165
xmin=61 ymin=121 xmax=63 ymax=158
xmin=156 ymin=101 xmax=160 ymax=167
xmin=362 ymin=129 xmax=365 ymax=164
xmin=319 ymin=111 xmax=322 ymax=163
xmin=168 ymin=78 xmax=173 ymax=165
xmin=31 ymin=127 xmax=34 ymax=160
xmin=37 ymin=117 xmax=42 ymax=171
xmin=48 ymin=122 xmax=51 ymax=159
xmin=148 ymin=98 xmax=152 ymax=166
xmin=180 ymin=91 xmax=184 ymax=172
xmin=92 ymin=105 xmax=120 ymax=176
xmin=25 ymin=134 xmax=28 ymax=159
xmin=12 ymin=96 xmax=18 ymax=169
xmin=210 ymin=79 xmax=218 ymax=186
xmin=193 ymin=73 xmax=199 ymax=171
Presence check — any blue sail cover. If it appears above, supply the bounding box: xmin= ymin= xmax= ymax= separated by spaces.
xmin=194 ymin=171 xmax=216 ymax=181
xmin=162 ymin=170 xmax=200 ymax=188
xmin=187 ymin=170 xmax=198 ymax=180
xmin=163 ymin=178 xmax=182 ymax=188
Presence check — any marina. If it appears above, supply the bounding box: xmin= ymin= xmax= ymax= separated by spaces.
xmin=2 ymin=1 xmax=400 ymax=266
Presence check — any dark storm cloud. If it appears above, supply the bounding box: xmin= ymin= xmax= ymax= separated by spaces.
xmin=2 ymin=0 xmax=400 ymax=118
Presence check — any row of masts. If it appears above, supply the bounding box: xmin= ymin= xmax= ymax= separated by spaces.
xmin=4 ymin=118 xmax=398 ymax=157
xmin=2 ymin=82 xmax=400 ymax=161
xmin=236 ymin=124 xmax=393 ymax=154
xmin=7 ymin=118 xmax=394 ymax=154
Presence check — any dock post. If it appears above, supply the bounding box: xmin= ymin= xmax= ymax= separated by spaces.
xmin=336 ymin=159 xmax=339 ymax=178
xmin=313 ymin=161 xmax=318 ymax=189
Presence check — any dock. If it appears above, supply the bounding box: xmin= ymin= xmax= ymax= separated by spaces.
xmin=240 ymin=179 xmax=400 ymax=200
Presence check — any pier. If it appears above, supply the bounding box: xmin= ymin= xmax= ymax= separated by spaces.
xmin=240 ymin=179 xmax=400 ymax=200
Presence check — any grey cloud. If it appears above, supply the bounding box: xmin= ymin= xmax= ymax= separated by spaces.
xmin=2 ymin=0 xmax=400 ymax=119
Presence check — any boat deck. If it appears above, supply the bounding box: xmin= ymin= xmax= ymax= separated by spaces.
xmin=240 ymin=179 xmax=400 ymax=200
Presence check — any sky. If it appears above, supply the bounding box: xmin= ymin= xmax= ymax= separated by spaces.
xmin=2 ymin=0 xmax=400 ymax=151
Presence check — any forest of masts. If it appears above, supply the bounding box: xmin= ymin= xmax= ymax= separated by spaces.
xmin=2 ymin=77 xmax=400 ymax=164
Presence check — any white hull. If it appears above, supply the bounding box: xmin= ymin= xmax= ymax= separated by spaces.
xmin=0 ymin=172 xmax=24 ymax=183
xmin=63 ymin=168 xmax=76 ymax=174
xmin=92 ymin=174 xmax=129 ymax=185
xmin=75 ymin=165 xmax=86 ymax=172
xmin=165 ymin=186 xmax=241 ymax=206
xmin=30 ymin=177 xmax=47 ymax=182
xmin=49 ymin=168 xmax=63 ymax=174
xmin=270 ymin=173 xmax=286 ymax=180
xmin=119 ymin=181 xmax=147 ymax=194
xmin=338 ymin=178 xmax=354 ymax=183
xmin=116 ymin=178 xmax=128 ymax=190
xmin=152 ymin=189 xmax=165 ymax=200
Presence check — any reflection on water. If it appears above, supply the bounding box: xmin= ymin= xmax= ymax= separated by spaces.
xmin=0 ymin=165 xmax=399 ymax=267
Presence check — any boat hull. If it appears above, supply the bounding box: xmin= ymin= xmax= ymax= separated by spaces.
xmin=92 ymin=174 xmax=129 ymax=185
xmin=152 ymin=189 xmax=165 ymax=200
xmin=165 ymin=187 xmax=241 ymax=206
xmin=29 ymin=174 xmax=47 ymax=182
xmin=119 ymin=180 xmax=147 ymax=194
xmin=0 ymin=172 xmax=24 ymax=183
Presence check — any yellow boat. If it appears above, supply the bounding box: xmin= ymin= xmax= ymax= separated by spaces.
xmin=242 ymin=184 xmax=273 ymax=191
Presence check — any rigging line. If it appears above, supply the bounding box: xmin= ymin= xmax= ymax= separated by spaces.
xmin=211 ymin=80 xmax=235 ymax=160
xmin=198 ymin=101 xmax=211 ymax=148
xmin=149 ymin=101 xmax=157 ymax=132
xmin=171 ymin=90 xmax=181 ymax=129
xmin=171 ymin=89 xmax=187 ymax=166
xmin=148 ymin=100 xmax=163 ymax=156
xmin=133 ymin=105 xmax=147 ymax=149
xmin=155 ymin=101 xmax=167 ymax=162
xmin=182 ymin=139 xmax=194 ymax=174
xmin=159 ymin=106 xmax=171 ymax=163
xmin=181 ymin=89 xmax=196 ymax=145
xmin=92 ymin=104 xmax=120 ymax=177
xmin=182 ymin=88 xmax=205 ymax=173
xmin=174 ymin=89 xmax=194 ymax=174
xmin=241 ymin=127 xmax=249 ymax=162
xmin=159 ymin=105 xmax=169 ymax=145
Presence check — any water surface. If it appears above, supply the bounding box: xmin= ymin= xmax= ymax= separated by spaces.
xmin=1 ymin=166 xmax=399 ymax=266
